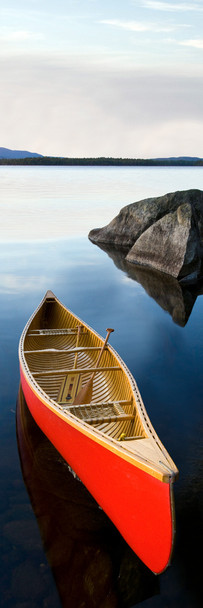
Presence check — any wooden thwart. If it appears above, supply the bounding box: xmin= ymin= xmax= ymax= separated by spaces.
xmin=33 ymin=366 xmax=121 ymax=377
xmin=25 ymin=347 xmax=108 ymax=354
xmin=80 ymin=413 xmax=133 ymax=424
xmin=62 ymin=400 xmax=132 ymax=409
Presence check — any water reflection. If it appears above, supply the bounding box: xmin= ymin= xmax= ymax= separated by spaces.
xmin=16 ymin=387 xmax=159 ymax=608
xmin=91 ymin=243 xmax=203 ymax=327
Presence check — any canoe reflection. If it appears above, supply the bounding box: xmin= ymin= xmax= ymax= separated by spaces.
xmin=16 ymin=386 xmax=159 ymax=608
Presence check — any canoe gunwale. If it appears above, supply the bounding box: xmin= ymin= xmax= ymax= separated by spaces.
xmin=19 ymin=292 xmax=178 ymax=483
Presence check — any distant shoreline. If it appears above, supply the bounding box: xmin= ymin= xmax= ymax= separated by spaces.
xmin=0 ymin=157 xmax=202 ymax=166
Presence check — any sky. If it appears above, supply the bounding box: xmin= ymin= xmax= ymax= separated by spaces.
xmin=0 ymin=0 xmax=203 ymax=158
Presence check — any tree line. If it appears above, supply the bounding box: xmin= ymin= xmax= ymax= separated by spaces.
xmin=0 ymin=157 xmax=202 ymax=166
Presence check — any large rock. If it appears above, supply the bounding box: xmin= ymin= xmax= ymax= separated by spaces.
xmin=89 ymin=189 xmax=203 ymax=280
xmin=126 ymin=202 xmax=201 ymax=279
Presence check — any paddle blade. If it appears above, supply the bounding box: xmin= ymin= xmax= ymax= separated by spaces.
xmin=73 ymin=378 xmax=93 ymax=406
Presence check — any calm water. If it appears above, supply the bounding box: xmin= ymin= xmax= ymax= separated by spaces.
xmin=0 ymin=166 xmax=202 ymax=607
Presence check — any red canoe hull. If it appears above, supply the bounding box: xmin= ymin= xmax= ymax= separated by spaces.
xmin=20 ymin=367 xmax=175 ymax=574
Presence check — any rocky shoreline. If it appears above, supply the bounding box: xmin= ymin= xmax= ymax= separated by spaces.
xmin=89 ymin=189 xmax=203 ymax=281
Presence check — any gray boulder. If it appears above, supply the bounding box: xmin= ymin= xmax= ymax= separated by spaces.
xmin=89 ymin=189 xmax=203 ymax=280
xmin=126 ymin=202 xmax=201 ymax=279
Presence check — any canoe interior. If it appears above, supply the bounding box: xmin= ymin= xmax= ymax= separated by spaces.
xmin=23 ymin=296 xmax=146 ymax=442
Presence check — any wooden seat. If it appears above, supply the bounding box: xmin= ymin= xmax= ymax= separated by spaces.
xmin=60 ymin=401 xmax=134 ymax=425
xmin=28 ymin=328 xmax=87 ymax=336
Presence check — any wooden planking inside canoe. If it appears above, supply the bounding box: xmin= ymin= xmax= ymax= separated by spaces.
xmin=23 ymin=295 xmax=146 ymax=441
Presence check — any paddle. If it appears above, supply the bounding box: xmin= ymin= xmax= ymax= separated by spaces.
xmin=73 ymin=327 xmax=114 ymax=405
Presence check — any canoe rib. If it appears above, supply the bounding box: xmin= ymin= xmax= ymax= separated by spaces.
xmin=19 ymin=290 xmax=178 ymax=574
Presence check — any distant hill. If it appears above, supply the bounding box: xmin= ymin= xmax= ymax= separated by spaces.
xmin=0 ymin=147 xmax=43 ymax=159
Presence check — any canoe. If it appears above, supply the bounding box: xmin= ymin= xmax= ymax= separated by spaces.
xmin=19 ymin=290 xmax=178 ymax=574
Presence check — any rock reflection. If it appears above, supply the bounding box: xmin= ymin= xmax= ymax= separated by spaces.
xmin=16 ymin=387 xmax=159 ymax=608
xmin=93 ymin=243 xmax=203 ymax=327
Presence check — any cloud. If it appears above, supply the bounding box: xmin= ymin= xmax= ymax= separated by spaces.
xmin=0 ymin=55 xmax=202 ymax=158
xmin=0 ymin=27 xmax=44 ymax=42
xmin=100 ymin=19 xmax=175 ymax=33
xmin=143 ymin=1 xmax=203 ymax=11
xmin=179 ymin=39 xmax=203 ymax=49
xmin=100 ymin=20 xmax=151 ymax=32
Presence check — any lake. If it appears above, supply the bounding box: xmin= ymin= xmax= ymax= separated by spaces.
xmin=0 ymin=166 xmax=202 ymax=607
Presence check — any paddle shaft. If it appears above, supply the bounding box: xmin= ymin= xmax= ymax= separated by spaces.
xmin=73 ymin=328 xmax=114 ymax=405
